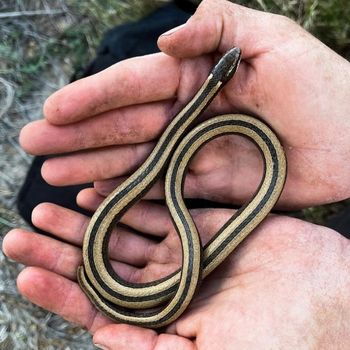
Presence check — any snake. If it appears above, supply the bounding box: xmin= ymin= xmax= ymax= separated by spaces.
xmin=77 ymin=47 xmax=287 ymax=328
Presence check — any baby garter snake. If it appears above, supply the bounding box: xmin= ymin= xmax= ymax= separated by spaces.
xmin=78 ymin=47 xmax=287 ymax=328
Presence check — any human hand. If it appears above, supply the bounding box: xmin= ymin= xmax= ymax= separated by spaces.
xmin=3 ymin=194 xmax=350 ymax=349
xmin=19 ymin=0 xmax=350 ymax=208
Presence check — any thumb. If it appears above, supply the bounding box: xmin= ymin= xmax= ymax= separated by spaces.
xmin=93 ymin=324 xmax=195 ymax=350
xmin=158 ymin=0 xmax=285 ymax=59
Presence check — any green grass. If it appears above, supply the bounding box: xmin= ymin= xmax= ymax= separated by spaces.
xmin=0 ymin=0 xmax=168 ymax=100
xmin=1 ymin=0 xmax=349 ymax=101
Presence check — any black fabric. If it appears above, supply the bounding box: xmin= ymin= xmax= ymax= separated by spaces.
xmin=17 ymin=2 xmax=193 ymax=229
xmin=17 ymin=156 xmax=91 ymax=231
xmin=326 ymin=207 xmax=350 ymax=239
xmin=73 ymin=2 xmax=193 ymax=78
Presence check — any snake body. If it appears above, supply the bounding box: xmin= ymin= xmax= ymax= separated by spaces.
xmin=78 ymin=47 xmax=287 ymax=328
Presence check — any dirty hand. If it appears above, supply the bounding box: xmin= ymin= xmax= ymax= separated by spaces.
xmin=19 ymin=0 xmax=350 ymax=209
xmin=3 ymin=197 xmax=350 ymax=349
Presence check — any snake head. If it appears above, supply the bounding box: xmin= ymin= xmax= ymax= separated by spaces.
xmin=211 ymin=47 xmax=241 ymax=85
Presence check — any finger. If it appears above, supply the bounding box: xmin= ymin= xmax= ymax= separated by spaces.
xmin=77 ymin=188 xmax=105 ymax=211
xmin=94 ymin=177 xmax=164 ymax=199
xmin=93 ymin=324 xmax=195 ymax=350
xmin=77 ymin=191 xmax=184 ymax=279
xmin=77 ymin=190 xmax=172 ymax=239
xmin=43 ymin=54 xmax=179 ymax=125
xmin=20 ymin=100 xmax=173 ymax=156
xmin=121 ymin=201 xmax=172 ymax=237
xmin=32 ymin=203 xmax=157 ymax=267
xmin=77 ymin=184 xmax=162 ymax=211
xmin=77 ymin=188 xmax=235 ymax=244
xmin=17 ymin=267 xmax=112 ymax=333
xmin=94 ymin=172 xmax=198 ymax=199
xmin=31 ymin=202 xmax=86 ymax=245
xmin=158 ymin=0 xmax=281 ymax=59
xmin=3 ymin=229 xmax=145 ymax=281
xmin=41 ymin=143 xmax=154 ymax=186
xmin=3 ymin=228 xmax=81 ymax=280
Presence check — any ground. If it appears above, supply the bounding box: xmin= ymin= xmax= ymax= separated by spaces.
xmin=0 ymin=0 xmax=349 ymax=349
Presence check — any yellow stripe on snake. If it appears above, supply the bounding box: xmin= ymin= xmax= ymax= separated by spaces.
xmin=78 ymin=48 xmax=287 ymax=328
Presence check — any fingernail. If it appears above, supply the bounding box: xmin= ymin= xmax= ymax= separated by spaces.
xmin=94 ymin=344 xmax=110 ymax=350
xmin=160 ymin=23 xmax=186 ymax=36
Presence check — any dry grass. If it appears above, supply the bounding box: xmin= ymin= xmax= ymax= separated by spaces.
xmin=0 ymin=1 xmax=168 ymax=348
xmin=0 ymin=0 xmax=349 ymax=349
